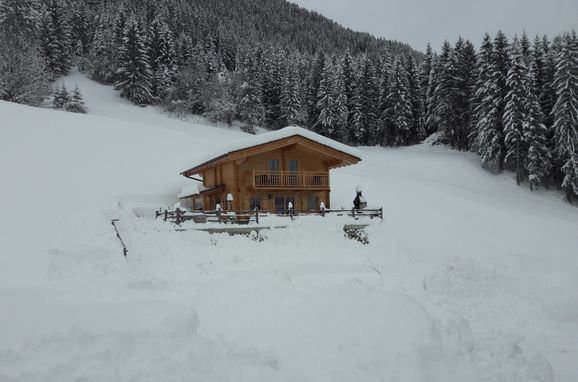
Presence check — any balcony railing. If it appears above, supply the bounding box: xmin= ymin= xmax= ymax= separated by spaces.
xmin=252 ymin=170 xmax=329 ymax=189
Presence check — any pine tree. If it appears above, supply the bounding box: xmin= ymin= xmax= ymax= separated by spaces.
xmin=238 ymin=80 xmax=264 ymax=134
xmin=281 ymin=61 xmax=305 ymax=126
xmin=66 ymin=85 xmax=86 ymax=113
xmin=525 ymin=77 xmax=551 ymax=190
xmin=540 ymin=35 xmax=557 ymax=130
xmin=39 ymin=0 xmax=72 ymax=77
xmin=316 ymin=62 xmax=338 ymax=137
xmin=453 ymin=38 xmax=477 ymax=150
xmin=418 ymin=44 xmax=433 ymax=135
xmin=341 ymin=51 xmax=356 ymax=134
xmin=0 ymin=0 xmax=41 ymax=36
xmin=424 ymin=54 xmax=439 ymax=137
xmin=405 ymin=55 xmax=424 ymax=143
xmin=470 ymin=34 xmax=494 ymax=150
xmin=52 ymin=84 xmax=70 ymax=109
xmin=431 ymin=40 xmax=454 ymax=143
xmin=261 ymin=48 xmax=284 ymax=129
xmin=116 ymin=20 xmax=152 ymax=105
xmin=70 ymin=2 xmax=90 ymax=56
xmin=0 ymin=29 xmax=48 ymax=106
xmin=351 ymin=56 xmax=378 ymax=145
xmin=147 ymin=18 xmax=176 ymax=100
xmin=376 ymin=58 xmax=392 ymax=145
xmin=503 ymin=37 xmax=528 ymax=185
xmin=306 ymin=50 xmax=326 ymax=130
xmin=473 ymin=31 xmax=510 ymax=170
xmin=551 ymin=34 xmax=578 ymax=202
xmin=384 ymin=58 xmax=413 ymax=146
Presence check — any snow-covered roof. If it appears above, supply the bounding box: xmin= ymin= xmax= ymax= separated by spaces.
xmin=178 ymin=183 xmax=208 ymax=198
xmin=182 ymin=126 xmax=362 ymax=175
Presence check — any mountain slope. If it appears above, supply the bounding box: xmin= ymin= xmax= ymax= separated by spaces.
xmin=1 ymin=74 xmax=578 ymax=381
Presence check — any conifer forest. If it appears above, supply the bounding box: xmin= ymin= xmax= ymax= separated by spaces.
xmin=1 ymin=0 xmax=578 ymax=201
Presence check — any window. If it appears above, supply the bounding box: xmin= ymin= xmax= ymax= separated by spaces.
xmin=288 ymin=159 xmax=298 ymax=172
xmin=308 ymin=197 xmax=319 ymax=211
xmin=250 ymin=197 xmax=261 ymax=210
xmin=268 ymin=159 xmax=280 ymax=171
xmin=288 ymin=159 xmax=299 ymax=185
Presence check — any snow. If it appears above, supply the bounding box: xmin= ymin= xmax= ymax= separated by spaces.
xmin=182 ymin=125 xmax=362 ymax=174
xmin=178 ymin=183 xmax=206 ymax=198
xmin=1 ymin=72 xmax=578 ymax=381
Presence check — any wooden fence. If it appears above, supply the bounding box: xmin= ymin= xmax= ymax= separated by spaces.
xmin=156 ymin=207 xmax=383 ymax=225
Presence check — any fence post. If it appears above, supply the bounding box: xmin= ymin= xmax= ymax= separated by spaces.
xmin=164 ymin=209 xmax=168 ymax=222
xmin=351 ymin=208 xmax=355 ymax=218
xmin=379 ymin=207 xmax=383 ymax=220
xmin=255 ymin=208 xmax=259 ymax=225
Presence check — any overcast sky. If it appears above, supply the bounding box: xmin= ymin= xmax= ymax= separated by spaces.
xmin=290 ymin=0 xmax=577 ymax=52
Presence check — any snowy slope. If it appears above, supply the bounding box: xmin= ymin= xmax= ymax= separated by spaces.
xmin=1 ymin=73 xmax=578 ymax=382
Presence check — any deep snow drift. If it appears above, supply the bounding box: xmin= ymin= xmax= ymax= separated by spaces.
xmin=1 ymin=72 xmax=577 ymax=381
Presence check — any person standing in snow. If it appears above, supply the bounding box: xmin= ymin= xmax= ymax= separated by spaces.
xmin=353 ymin=186 xmax=367 ymax=210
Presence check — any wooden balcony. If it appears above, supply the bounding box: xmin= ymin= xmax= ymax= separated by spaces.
xmin=252 ymin=170 xmax=329 ymax=189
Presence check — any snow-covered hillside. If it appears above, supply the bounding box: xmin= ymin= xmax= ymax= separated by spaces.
xmin=1 ymin=73 xmax=577 ymax=382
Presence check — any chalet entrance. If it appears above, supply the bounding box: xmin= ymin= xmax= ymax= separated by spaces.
xmin=274 ymin=196 xmax=295 ymax=212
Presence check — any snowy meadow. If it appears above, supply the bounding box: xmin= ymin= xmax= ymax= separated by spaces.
xmin=1 ymin=73 xmax=578 ymax=381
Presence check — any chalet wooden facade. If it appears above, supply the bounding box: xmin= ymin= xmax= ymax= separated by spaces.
xmin=179 ymin=127 xmax=361 ymax=212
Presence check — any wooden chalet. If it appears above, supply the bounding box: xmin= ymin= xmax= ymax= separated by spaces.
xmin=179 ymin=126 xmax=361 ymax=212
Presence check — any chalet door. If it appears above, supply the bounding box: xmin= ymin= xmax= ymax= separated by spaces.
xmin=274 ymin=196 xmax=295 ymax=212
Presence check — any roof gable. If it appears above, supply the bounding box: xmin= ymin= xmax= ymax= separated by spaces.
xmin=181 ymin=126 xmax=362 ymax=176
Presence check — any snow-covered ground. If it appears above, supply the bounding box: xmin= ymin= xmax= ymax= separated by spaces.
xmin=1 ymin=71 xmax=577 ymax=381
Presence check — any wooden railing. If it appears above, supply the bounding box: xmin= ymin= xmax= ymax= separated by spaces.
xmin=252 ymin=170 xmax=329 ymax=189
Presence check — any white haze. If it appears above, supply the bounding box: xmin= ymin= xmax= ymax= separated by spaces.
xmin=290 ymin=0 xmax=578 ymax=51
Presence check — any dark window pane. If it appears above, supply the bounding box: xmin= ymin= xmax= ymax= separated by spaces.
xmin=268 ymin=159 xmax=279 ymax=171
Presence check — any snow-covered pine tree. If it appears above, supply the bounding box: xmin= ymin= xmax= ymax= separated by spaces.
xmin=351 ymin=56 xmax=378 ymax=145
xmin=431 ymin=40 xmax=454 ymax=143
xmin=424 ymin=53 xmax=439 ymax=138
xmin=473 ymin=31 xmax=510 ymax=170
xmin=405 ymin=55 xmax=424 ymax=144
xmin=116 ymin=19 xmax=152 ymax=105
xmin=175 ymin=32 xmax=194 ymax=68
xmin=39 ymin=0 xmax=72 ymax=77
xmin=470 ymin=34 xmax=494 ymax=150
xmin=539 ymin=35 xmax=557 ymax=130
xmin=66 ymin=85 xmax=86 ymax=113
xmin=52 ymin=84 xmax=70 ymax=109
xmin=520 ymin=32 xmax=532 ymax=66
xmin=339 ymin=52 xmax=356 ymax=136
xmin=281 ymin=60 xmax=305 ymax=127
xmin=551 ymin=34 xmax=578 ymax=202
xmin=0 ymin=29 xmax=48 ymax=105
xmin=503 ymin=37 xmax=529 ymax=185
xmin=418 ymin=44 xmax=433 ymax=135
xmin=0 ymin=0 xmax=41 ymax=36
xmin=384 ymin=58 xmax=413 ymax=146
xmin=238 ymin=80 xmax=264 ymax=134
xmin=70 ymin=2 xmax=90 ymax=57
xmin=376 ymin=57 xmax=392 ymax=145
xmin=306 ymin=50 xmax=326 ymax=130
xmin=147 ymin=19 xmax=176 ymax=101
xmin=525 ymin=68 xmax=551 ymax=190
xmin=238 ymin=51 xmax=264 ymax=134
xmin=452 ymin=38 xmax=477 ymax=150
xmin=332 ymin=63 xmax=349 ymax=142
xmin=261 ymin=48 xmax=284 ymax=130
